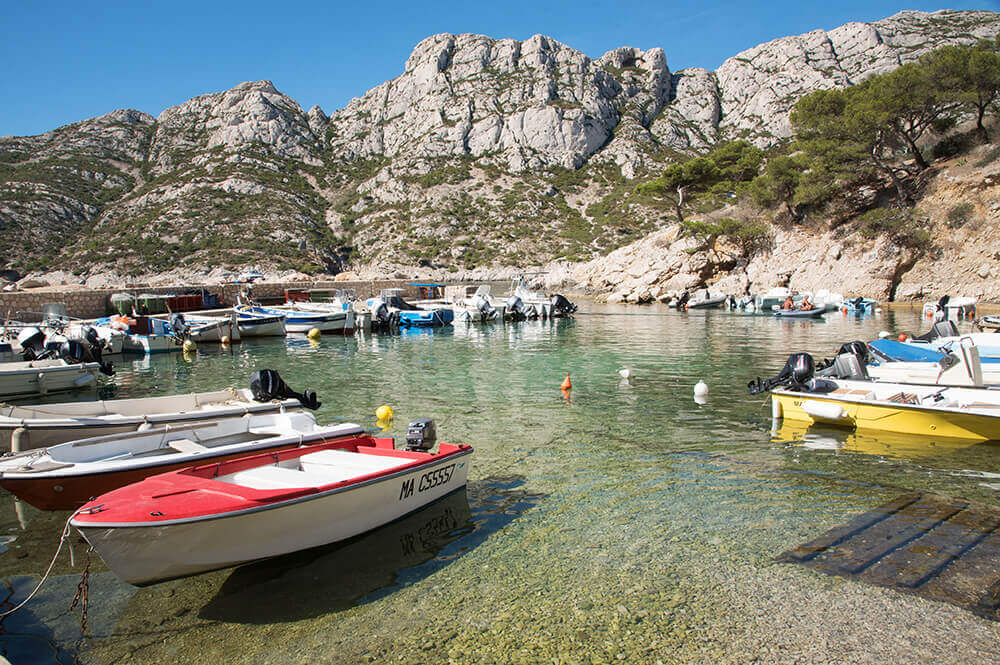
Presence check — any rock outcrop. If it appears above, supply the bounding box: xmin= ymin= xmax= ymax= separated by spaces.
xmin=1 ymin=9 xmax=998 ymax=288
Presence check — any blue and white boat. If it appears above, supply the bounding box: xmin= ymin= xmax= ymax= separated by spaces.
xmin=234 ymin=307 xmax=287 ymax=337
xmin=93 ymin=315 xmax=183 ymax=354
xmin=366 ymin=289 xmax=453 ymax=328
xmin=237 ymin=304 xmax=353 ymax=335
xmin=841 ymin=297 xmax=877 ymax=314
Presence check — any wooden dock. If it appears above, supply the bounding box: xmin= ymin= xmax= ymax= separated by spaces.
xmin=777 ymin=492 xmax=1000 ymax=620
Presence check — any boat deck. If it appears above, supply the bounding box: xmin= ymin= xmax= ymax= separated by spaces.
xmin=218 ymin=449 xmax=414 ymax=489
xmin=777 ymin=492 xmax=1000 ymax=621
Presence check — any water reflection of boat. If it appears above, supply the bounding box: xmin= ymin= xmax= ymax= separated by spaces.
xmin=771 ymin=419 xmax=982 ymax=459
xmin=199 ymin=488 xmax=474 ymax=623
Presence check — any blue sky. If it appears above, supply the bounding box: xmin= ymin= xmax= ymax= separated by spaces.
xmin=2 ymin=1 xmax=998 ymax=137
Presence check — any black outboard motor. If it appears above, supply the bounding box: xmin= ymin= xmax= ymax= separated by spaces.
xmin=370 ymin=299 xmax=399 ymax=333
xmin=748 ymin=352 xmax=840 ymax=394
xmin=249 ymin=369 xmax=321 ymax=410
xmin=506 ymin=295 xmax=529 ymax=321
xmin=550 ymin=294 xmax=577 ymax=316
xmin=914 ymin=320 xmax=959 ymax=343
xmin=56 ymin=339 xmax=115 ymax=375
xmin=675 ymin=291 xmax=690 ymax=310
xmin=405 ymin=418 xmax=437 ymax=452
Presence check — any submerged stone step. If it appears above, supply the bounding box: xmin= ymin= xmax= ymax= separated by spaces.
xmin=777 ymin=492 xmax=1000 ymax=621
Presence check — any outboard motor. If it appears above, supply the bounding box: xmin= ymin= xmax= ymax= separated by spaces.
xmin=914 ymin=320 xmax=959 ymax=343
xmin=815 ymin=341 xmax=869 ymax=381
xmin=369 ymin=298 xmax=399 ymax=333
xmin=56 ymin=339 xmax=115 ymax=375
xmin=675 ymin=291 xmax=690 ymax=310
xmin=405 ymin=418 xmax=437 ymax=452
xmin=550 ymin=294 xmax=577 ymax=316
xmin=17 ymin=327 xmax=48 ymax=361
xmin=474 ymin=294 xmax=497 ymax=320
xmin=170 ymin=313 xmax=189 ymax=337
xmin=249 ymin=369 xmax=321 ymax=410
xmin=506 ymin=295 xmax=529 ymax=321
xmin=748 ymin=352 xmax=837 ymax=394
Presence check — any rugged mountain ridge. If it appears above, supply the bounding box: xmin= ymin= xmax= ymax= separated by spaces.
xmin=1 ymin=10 xmax=999 ymax=287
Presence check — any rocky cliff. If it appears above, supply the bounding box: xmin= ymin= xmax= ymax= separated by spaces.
xmin=1 ymin=10 xmax=998 ymax=291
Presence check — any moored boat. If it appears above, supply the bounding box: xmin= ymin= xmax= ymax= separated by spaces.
xmin=749 ymin=352 xmax=1000 ymax=441
xmin=0 ymin=413 xmax=363 ymax=510
xmin=0 ymin=369 xmax=320 ymax=452
xmin=71 ymin=423 xmax=472 ymax=585
xmin=0 ymin=359 xmax=106 ymax=399
xmin=774 ymin=306 xmax=825 ymax=318
xmin=234 ymin=307 xmax=287 ymax=337
xmin=240 ymin=304 xmax=353 ymax=334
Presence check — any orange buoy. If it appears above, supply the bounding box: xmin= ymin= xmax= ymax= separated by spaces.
xmin=561 ymin=372 xmax=572 ymax=391
xmin=898 ymin=333 xmax=908 ymax=342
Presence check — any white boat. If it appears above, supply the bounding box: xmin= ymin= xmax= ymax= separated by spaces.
xmin=71 ymin=425 xmax=473 ymax=585
xmin=753 ymin=287 xmax=791 ymax=312
xmin=241 ymin=304 xmax=354 ymax=334
xmin=922 ymin=295 xmax=977 ymax=320
xmin=234 ymin=308 xmax=287 ymax=337
xmin=444 ymin=285 xmax=505 ymax=322
xmin=174 ymin=313 xmax=241 ymax=343
xmin=506 ymin=275 xmax=577 ymax=320
xmin=0 ymin=412 xmax=363 ymax=510
xmin=0 ymin=384 xmax=316 ymax=452
xmin=0 ymin=359 xmax=104 ymax=399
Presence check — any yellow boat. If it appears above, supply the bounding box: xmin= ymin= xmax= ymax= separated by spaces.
xmin=771 ymin=378 xmax=1000 ymax=442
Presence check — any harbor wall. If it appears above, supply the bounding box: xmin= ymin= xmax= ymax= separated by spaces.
xmin=0 ymin=280 xmax=412 ymax=321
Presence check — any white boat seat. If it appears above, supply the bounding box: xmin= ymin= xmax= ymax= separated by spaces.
xmin=167 ymin=438 xmax=208 ymax=454
xmin=298 ymin=449 xmax=410 ymax=476
xmin=225 ymin=465 xmax=330 ymax=490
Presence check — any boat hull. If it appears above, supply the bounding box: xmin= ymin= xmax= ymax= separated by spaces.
xmin=236 ymin=314 xmax=287 ymax=337
xmin=0 ymin=361 xmax=102 ymax=399
xmin=772 ymin=391 xmax=1000 ymax=441
xmin=74 ymin=450 xmax=471 ymax=585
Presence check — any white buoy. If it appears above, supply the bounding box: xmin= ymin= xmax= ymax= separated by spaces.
xmin=618 ymin=368 xmax=632 ymax=380
xmin=694 ymin=380 xmax=708 ymax=397
xmin=878 ymin=331 xmax=891 ymax=339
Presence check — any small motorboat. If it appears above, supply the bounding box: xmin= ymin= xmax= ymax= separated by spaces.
xmin=841 ymin=297 xmax=877 ymax=314
xmin=923 ymin=295 xmax=977 ymax=320
xmin=0 ymin=413 xmax=363 ymax=510
xmin=685 ymin=289 xmax=727 ymax=310
xmin=71 ymin=419 xmax=472 ymax=586
xmin=774 ymin=306 xmax=825 ymax=318
xmin=366 ymin=289 xmax=454 ymax=328
xmin=0 ymin=369 xmax=320 ymax=452
xmin=0 ymin=359 xmax=105 ymax=399
xmin=234 ymin=307 xmax=287 ymax=337
xmin=170 ymin=313 xmax=241 ymax=344
xmin=239 ymin=304 xmax=353 ymax=335
xmin=749 ymin=352 xmax=1000 ymax=441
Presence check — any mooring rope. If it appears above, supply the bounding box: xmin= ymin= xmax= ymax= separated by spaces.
xmin=0 ymin=507 xmax=85 ymax=618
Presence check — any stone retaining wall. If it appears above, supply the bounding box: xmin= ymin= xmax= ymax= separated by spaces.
xmin=0 ymin=280 xmax=413 ymax=321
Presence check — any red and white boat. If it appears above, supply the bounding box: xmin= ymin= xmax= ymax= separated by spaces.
xmin=71 ymin=429 xmax=472 ymax=586
xmin=0 ymin=413 xmax=363 ymax=510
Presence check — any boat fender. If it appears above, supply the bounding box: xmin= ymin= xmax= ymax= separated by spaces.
xmin=801 ymin=401 xmax=847 ymax=422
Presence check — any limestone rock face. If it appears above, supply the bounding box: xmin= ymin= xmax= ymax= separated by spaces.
xmin=326 ymin=33 xmax=677 ymax=173
xmin=715 ymin=10 xmax=1000 ymax=143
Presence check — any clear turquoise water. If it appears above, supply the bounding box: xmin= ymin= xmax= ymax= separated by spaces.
xmin=1 ymin=303 xmax=998 ymax=663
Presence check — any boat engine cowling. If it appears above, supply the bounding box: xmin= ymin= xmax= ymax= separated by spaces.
xmin=405 ymin=418 xmax=436 ymax=451
xmin=506 ymin=295 xmax=529 ymax=321
xmin=474 ymin=295 xmax=496 ymax=320
xmin=170 ymin=313 xmax=189 ymax=336
xmin=550 ymin=294 xmax=577 ymax=315
xmin=250 ymin=369 xmax=321 ymax=410
xmin=748 ymin=352 xmax=839 ymax=395
xmin=17 ymin=327 xmax=47 ymax=359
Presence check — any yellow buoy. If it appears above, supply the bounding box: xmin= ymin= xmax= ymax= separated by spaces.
xmin=182 ymin=339 xmax=197 ymax=353
xmin=376 ymin=417 xmax=393 ymax=432
xmin=375 ymin=405 xmax=394 ymax=421
xmin=307 ymin=327 xmax=322 ymax=340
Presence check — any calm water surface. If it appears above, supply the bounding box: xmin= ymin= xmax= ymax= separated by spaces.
xmin=2 ymin=302 xmax=999 ymax=663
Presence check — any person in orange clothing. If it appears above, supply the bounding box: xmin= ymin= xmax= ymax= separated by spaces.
xmin=782 ymin=295 xmax=795 ymax=310
xmin=799 ymin=294 xmax=813 ymax=311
